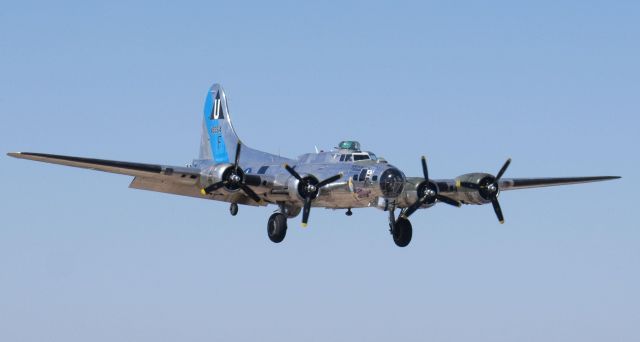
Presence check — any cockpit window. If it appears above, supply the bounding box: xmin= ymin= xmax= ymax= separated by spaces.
xmin=337 ymin=152 xmax=376 ymax=162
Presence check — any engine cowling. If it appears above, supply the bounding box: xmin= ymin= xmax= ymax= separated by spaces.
xmin=200 ymin=163 xmax=233 ymax=188
xmin=286 ymin=173 xmax=320 ymax=202
xmin=454 ymin=173 xmax=494 ymax=205
xmin=200 ymin=163 xmax=261 ymax=191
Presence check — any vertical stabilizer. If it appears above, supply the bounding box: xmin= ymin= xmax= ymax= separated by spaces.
xmin=198 ymin=83 xmax=294 ymax=165
xmin=199 ymin=84 xmax=239 ymax=162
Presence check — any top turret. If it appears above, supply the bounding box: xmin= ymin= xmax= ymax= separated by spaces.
xmin=337 ymin=141 xmax=361 ymax=152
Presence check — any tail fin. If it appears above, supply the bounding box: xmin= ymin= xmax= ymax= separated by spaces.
xmin=199 ymin=84 xmax=240 ymax=162
xmin=198 ymin=83 xmax=294 ymax=165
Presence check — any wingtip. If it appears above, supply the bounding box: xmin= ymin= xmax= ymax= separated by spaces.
xmin=7 ymin=152 xmax=22 ymax=158
xmin=301 ymin=223 xmax=308 ymax=228
xmin=596 ymin=176 xmax=621 ymax=181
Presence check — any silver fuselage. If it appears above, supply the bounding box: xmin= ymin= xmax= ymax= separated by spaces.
xmin=191 ymin=149 xmax=420 ymax=213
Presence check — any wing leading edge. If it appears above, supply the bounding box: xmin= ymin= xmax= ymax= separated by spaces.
xmin=7 ymin=152 xmax=200 ymax=179
xmin=499 ymin=176 xmax=620 ymax=191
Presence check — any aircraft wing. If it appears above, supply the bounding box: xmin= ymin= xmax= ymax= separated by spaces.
xmin=7 ymin=152 xmax=200 ymax=179
xmin=431 ymin=175 xmax=619 ymax=193
xmin=7 ymin=152 xmax=265 ymax=206
xmin=413 ymin=175 xmax=618 ymax=197
xmin=497 ymin=176 xmax=620 ymax=190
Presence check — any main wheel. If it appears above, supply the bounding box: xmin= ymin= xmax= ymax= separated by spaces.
xmin=267 ymin=213 xmax=287 ymax=243
xmin=229 ymin=203 xmax=239 ymax=216
xmin=393 ymin=217 xmax=413 ymax=247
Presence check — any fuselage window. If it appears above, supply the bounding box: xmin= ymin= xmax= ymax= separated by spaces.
xmin=345 ymin=154 xmax=353 ymax=162
xmin=339 ymin=155 xmax=346 ymax=162
xmin=358 ymin=169 xmax=367 ymax=181
xmin=353 ymin=154 xmax=370 ymax=161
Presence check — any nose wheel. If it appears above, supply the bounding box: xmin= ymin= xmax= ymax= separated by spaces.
xmin=229 ymin=203 xmax=238 ymax=216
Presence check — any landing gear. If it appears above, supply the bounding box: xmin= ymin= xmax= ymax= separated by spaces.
xmin=392 ymin=217 xmax=413 ymax=247
xmin=267 ymin=213 xmax=287 ymax=243
xmin=345 ymin=208 xmax=352 ymax=216
xmin=387 ymin=201 xmax=412 ymax=247
xmin=229 ymin=203 xmax=238 ymax=216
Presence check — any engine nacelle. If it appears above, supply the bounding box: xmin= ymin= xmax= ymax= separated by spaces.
xmin=397 ymin=180 xmax=438 ymax=209
xmin=454 ymin=172 xmax=493 ymax=205
xmin=286 ymin=174 xmax=320 ymax=202
xmin=200 ymin=163 xmax=263 ymax=192
xmin=200 ymin=163 xmax=233 ymax=187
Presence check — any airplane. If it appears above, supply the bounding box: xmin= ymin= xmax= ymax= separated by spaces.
xmin=8 ymin=83 xmax=620 ymax=247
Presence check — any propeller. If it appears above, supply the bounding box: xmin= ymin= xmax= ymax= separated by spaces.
xmin=458 ymin=158 xmax=511 ymax=223
xmin=283 ymin=164 xmax=343 ymax=227
xmin=200 ymin=142 xmax=262 ymax=203
xmin=401 ymin=156 xmax=461 ymax=219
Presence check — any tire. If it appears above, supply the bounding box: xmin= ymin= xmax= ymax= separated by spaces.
xmin=393 ymin=217 xmax=413 ymax=247
xmin=230 ymin=203 xmax=239 ymax=216
xmin=267 ymin=213 xmax=287 ymax=243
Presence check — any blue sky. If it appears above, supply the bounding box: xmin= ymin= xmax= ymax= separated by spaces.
xmin=1 ymin=1 xmax=638 ymax=341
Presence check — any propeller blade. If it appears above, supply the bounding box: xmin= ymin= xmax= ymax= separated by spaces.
xmin=201 ymin=181 xmax=226 ymax=194
xmin=400 ymin=155 xmax=462 ymax=219
xmin=491 ymin=198 xmax=505 ymax=224
xmin=301 ymin=196 xmax=312 ymax=227
xmin=401 ymin=196 xmax=426 ymax=219
xmin=459 ymin=181 xmax=481 ymax=190
xmin=421 ymin=156 xmax=429 ymax=180
xmin=316 ymin=173 xmax=343 ymax=188
xmin=495 ymin=158 xmax=511 ymax=181
xmin=283 ymin=164 xmax=303 ymax=181
xmin=239 ymin=183 xmax=262 ymax=203
xmin=234 ymin=141 xmax=242 ymax=168
xmin=436 ymin=194 xmax=461 ymax=207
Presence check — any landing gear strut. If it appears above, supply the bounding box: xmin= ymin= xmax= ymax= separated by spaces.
xmin=229 ymin=203 xmax=238 ymax=216
xmin=267 ymin=212 xmax=287 ymax=243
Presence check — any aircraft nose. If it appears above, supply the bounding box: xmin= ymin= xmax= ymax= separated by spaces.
xmin=379 ymin=166 xmax=405 ymax=198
